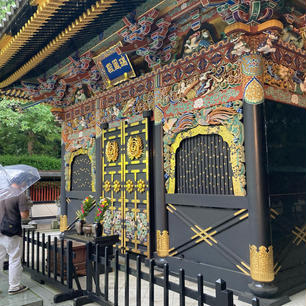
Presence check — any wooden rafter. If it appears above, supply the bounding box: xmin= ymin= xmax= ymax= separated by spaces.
xmin=0 ymin=0 xmax=116 ymax=89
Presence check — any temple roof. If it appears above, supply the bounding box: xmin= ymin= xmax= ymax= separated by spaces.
xmin=0 ymin=0 xmax=305 ymax=93
xmin=0 ymin=0 xmax=146 ymax=89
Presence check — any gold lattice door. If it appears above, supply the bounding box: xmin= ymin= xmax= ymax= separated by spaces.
xmin=102 ymin=118 xmax=151 ymax=257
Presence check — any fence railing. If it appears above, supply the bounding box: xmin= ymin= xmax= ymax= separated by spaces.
xmin=22 ymin=230 xmax=260 ymax=306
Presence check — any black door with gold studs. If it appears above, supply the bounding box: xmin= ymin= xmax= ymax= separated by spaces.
xmin=102 ymin=118 xmax=152 ymax=257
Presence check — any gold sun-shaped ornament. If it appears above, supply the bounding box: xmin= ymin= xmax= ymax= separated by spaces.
xmin=105 ymin=140 xmax=119 ymax=162
xmin=127 ymin=136 xmax=143 ymax=160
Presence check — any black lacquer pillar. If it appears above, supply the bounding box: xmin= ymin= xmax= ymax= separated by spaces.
xmin=242 ymin=54 xmax=277 ymax=298
xmin=153 ymin=123 xmax=169 ymax=259
xmin=95 ymin=136 xmax=102 ymax=199
xmin=60 ymin=142 xmax=67 ymax=232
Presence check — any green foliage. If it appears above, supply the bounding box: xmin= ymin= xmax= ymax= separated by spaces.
xmin=0 ymin=1 xmax=16 ymax=20
xmin=0 ymin=154 xmax=61 ymax=170
xmin=0 ymin=98 xmax=61 ymax=157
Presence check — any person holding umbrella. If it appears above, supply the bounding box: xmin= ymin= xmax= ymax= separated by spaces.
xmin=0 ymin=165 xmax=40 ymax=295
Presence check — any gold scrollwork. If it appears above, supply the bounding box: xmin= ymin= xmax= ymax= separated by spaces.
xmin=136 ymin=179 xmax=146 ymax=193
xmin=105 ymin=140 xmax=119 ymax=162
xmin=103 ymin=180 xmax=111 ymax=192
xmin=250 ymin=245 xmax=274 ymax=282
xmin=127 ymin=136 xmax=143 ymax=160
xmin=126 ymin=180 xmax=134 ymax=193
xmin=113 ymin=180 xmax=121 ymax=193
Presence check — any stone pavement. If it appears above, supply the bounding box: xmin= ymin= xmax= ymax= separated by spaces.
xmin=0 ymin=268 xmax=304 ymax=306
xmin=4 ymin=226 xmax=303 ymax=306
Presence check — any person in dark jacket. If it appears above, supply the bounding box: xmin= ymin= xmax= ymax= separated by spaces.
xmin=0 ymin=189 xmax=30 ymax=294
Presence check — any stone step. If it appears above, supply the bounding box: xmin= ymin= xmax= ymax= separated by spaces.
xmin=0 ymin=273 xmax=42 ymax=306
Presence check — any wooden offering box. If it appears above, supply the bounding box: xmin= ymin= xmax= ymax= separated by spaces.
xmin=49 ymin=240 xmax=86 ymax=276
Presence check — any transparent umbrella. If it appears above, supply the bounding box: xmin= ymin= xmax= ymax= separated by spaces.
xmin=0 ymin=164 xmax=40 ymax=200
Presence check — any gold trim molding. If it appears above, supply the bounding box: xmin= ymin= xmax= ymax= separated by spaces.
xmin=250 ymin=245 xmax=274 ymax=282
xmin=0 ymin=0 xmax=71 ymax=69
xmin=168 ymin=125 xmax=246 ymax=196
xmin=66 ymin=148 xmax=96 ymax=192
xmin=0 ymin=0 xmax=116 ymax=88
xmin=156 ymin=230 xmax=169 ymax=257
xmin=60 ymin=215 xmax=68 ymax=232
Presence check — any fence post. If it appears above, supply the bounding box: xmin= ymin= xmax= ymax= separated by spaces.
xmin=163 ymin=263 xmax=169 ymax=306
xmin=36 ymin=231 xmax=40 ymax=272
xmin=86 ymin=242 xmax=93 ymax=293
xmin=215 ymin=279 xmax=234 ymax=306
xmin=66 ymin=240 xmax=73 ymax=290
xmin=60 ymin=238 xmax=64 ymax=284
xmin=149 ymin=259 xmax=154 ymax=306
xmin=125 ymin=252 xmax=130 ymax=306
xmin=47 ymin=235 xmax=51 ymax=277
xmin=54 ymin=236 xmax=58 ymax=281
xmin=197 ymin=274 xmax=204 ymax=306
xmin=27 ymin=229 xmax=30 ymax=267
xmin=42 ymin=233 xmax=45 ymax=275
xmin=31 ymin=230 xmax=35 ymax=270
xmin=22 ymin=229 xmax=25 ymax=265
xmin=114 ymin=249 xmax=119 ymax=306
xmin=104 ymin=246 xmax=109 ymax=301
xmin=136 ymin=255 xmax=141 ymax=306
xmin=95 ymin=243 xmax=101 ymax=296
xmin=179 ymin=268 xmax=185 ymax=306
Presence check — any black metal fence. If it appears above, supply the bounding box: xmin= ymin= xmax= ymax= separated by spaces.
xmin=22 ymin=230 xmax=260 ymax=306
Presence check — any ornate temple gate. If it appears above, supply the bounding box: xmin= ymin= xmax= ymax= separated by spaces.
xmin=165 ymin=125 xmax=251 ymax=286
xmin=101 ymin=118 xmax=152 ymax=257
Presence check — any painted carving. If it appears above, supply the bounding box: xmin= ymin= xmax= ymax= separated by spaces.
xmin=22 ymin=52 xmax=104 ymax=107
xmin=136 ymin=213 xmax=148 ymax=243
xmin=216 ymin=0 xmax=280 ymax=25
xmin=127 ymin=136 xmax=143 ymax=160
xmin=163 ymin=100 xmax=245 ymax=196
xmin=119 ymin=9 xmax=177 ymax=67
xmin=125 ymin=212 xmax=136 ymax=240
xmin=241 ymin=54 xmax=265 ymax=105
xmin=97 ymin=91 xmax=154 ymax=125
xmin=183 ymin=28 xmax=213 ymax=56
xmin=280 ymin=25 xmax=305 ymax=49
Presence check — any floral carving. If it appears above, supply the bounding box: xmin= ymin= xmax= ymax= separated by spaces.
xmin=137 ymin=179 xmax=146 ymax=193
xmin=113 ymin=180 xmax=121 ymax=193
xmin=127 ymin=136 xmax=143 ymax=160
xmin=103 ymin=180 xmax=111 ymax=192
xmin=126 ymin=180 xmax=134 ymax=193
xmin=105 ymin=140 xmax=119 ymax=162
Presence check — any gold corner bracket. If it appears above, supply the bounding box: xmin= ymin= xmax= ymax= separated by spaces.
xmin=60 ymin=215 xmax=68 ymax=232
xmin=156 ymin=230 xmax=169 ymax=257
xmin=250 ymin=245 xmax=275 ymax=282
